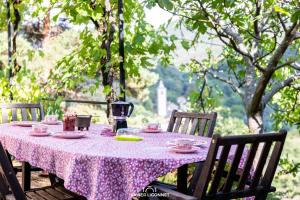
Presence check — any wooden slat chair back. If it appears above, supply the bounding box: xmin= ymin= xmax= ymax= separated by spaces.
xmin=0 ymin=143 xmax=86 ymax=200
xmin=167 ymin=110 xmax=217 ymax=137
xmin=193 ymin=130 xmax=287 ymax=200
xmin=1 ymin=103 xmax=44 ymax=123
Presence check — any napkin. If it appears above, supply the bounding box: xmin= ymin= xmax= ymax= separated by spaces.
xmin=114 ymin=135 xmax=143 ymax=141
xmin=100 ymin=128 xmax=116 ymax=137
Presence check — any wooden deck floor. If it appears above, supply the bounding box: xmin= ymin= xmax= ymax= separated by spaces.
xmin=14 ymin=161 xmax=51 ymax=189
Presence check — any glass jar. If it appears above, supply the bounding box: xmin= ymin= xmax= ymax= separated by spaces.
xmin=63 ymin=114 xmax=77 ymax=131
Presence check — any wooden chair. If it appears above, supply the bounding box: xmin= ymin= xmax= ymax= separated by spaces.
xmin=0 ymin=142 xmax=86 ymax=200
xmin=153 ymin=130 xmax=287 ymax=200
xmin=0 ymin=103 xmax=45 ymax=190
xmin=1 ymin=103 xmax=44 ymax=123
xmin=167 ymin=110 xmax=217 ymax=137
xmin=163 ymin=110 xmax=217 ymax=192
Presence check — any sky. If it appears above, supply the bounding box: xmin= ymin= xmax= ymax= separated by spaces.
xmin=144 ymin=6 xmax=173 ymax=28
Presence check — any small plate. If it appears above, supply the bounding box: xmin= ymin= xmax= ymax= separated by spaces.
xmin=10 ymin=121 xmax=38 ymax=127
xmin=41 ymin=120 xmax=62 ymax=125
xmin=169 ymin=146 xmax=201 ymax=154
xmin=142 ymin=128 xmax=162 ymax=133
xmin=29 ymin=131 xmax=51 ymax=137
xmin=52 ymin=131 xmax=86 ymax=139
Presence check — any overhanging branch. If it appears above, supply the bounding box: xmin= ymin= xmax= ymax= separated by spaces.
xmin=262 ymin=73 xmax=300 ymax=106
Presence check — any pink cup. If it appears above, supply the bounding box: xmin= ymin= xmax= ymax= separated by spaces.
xmin=32 ymin=124 xmax=48 ymax=133
xmin=174 ymin=138 xmax=195 ymax=150
xmin=45 ymin=115 xmax=58 ymax=122
xmin=147 ymin=123 xmax=160 ymax=130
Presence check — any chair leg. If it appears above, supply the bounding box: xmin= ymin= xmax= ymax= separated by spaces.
xmin=255 ymin=192 xmax=269 ymax=200
xmin=22 ymin=162 xmax=31 ymax=191
xmin=177 ymin=164 xmax=188 ymax=194
xmin=49 ymin=173 xmax=64 ymax=186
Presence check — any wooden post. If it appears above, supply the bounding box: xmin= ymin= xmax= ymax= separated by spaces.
xmin=118 ymin=0 xmax=125 ymax=101
xmin=6 ymin=0 xmax=13 ymax=101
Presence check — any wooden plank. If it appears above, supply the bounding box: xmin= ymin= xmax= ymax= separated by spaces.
xmin=26 ymin=191 xmax=46 ymax=200
xmin=181 ymin=118 xmax=190 ymax=134
xmin=206 ymin=112 xmax=217 ymax=137
xmin=237 ymin=143 xmax=259 ymax=190
xmin=39 ymin=104 xmax=44 ymax=121
xmin=250 ymin=142 xmax=272 ymax=188
xmin=198 ymin=119 xmax=207 ymax=136
xmin=167 ymin=110 xmax=177 ymax=132
xmin=30 ymin=108 xmax=37 ymax=121
xmin=194 ymin=135 xmax=220 ymax=199
xmin=189 ymin=118 xmax=198 ymax=135
xmin=35 ymin=190 xmax=56 ymax=200
xmin=223 ymin=144 xmax=245 ymax=192
xmin=261 ymin=132 xmax=287 ymax=187
xmin=208 ymin=145 xmax=231 ymax=194
xmin=173 ymin=117 xmax=182 ymax=133
xmin=12 ymin=108 xmax=17 ymax=121
xmin=21 ymin=108 xmax=28 ymax=121
xmin=45 ymin=187 xmax=72 ymax=199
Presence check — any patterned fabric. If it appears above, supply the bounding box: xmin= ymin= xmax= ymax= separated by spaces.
xmin=0 ymin=124 xmax=246 ymax=200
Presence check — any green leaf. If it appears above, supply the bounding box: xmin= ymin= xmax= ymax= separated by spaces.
xmin=162 ymin=0 xmax=173 ymax=10
xmin=291 ymin=10 xmax=300 ymax=23
xmin=181 ymin=40 xmax=190 ymax=50
xmin=274 ymin=5 xmax=290 ymax=16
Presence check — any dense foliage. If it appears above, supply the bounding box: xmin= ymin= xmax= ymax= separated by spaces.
xmin=149 ymin=0 xmax=300 ymax=134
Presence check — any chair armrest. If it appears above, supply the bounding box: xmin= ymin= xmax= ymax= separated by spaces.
xmin=153 ymin=185 xmax=197 ymax=200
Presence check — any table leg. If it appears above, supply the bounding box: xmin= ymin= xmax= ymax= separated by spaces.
xmin=177 ymin=164 xmax=188 ymax=194
xmin=22 ymin=162 xmax=31 ymax=191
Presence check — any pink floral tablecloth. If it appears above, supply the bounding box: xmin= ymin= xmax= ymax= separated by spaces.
xmin=0 ymin=124 xmax=241 ymax=200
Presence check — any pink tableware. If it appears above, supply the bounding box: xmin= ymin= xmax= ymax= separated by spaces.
xmin=32 ymin=124 xmax=48 ymax=133
xmin=147 ymin=123 xmax=160 ymax=130
xmin=169 ymin=146 xmax=200 ymax=154
xmin=28 ymin=130 xmax=51 ymax=137
xmin=52 ymin=131 xmax=86 ymax=139
xmin=142 ymin=128 xmax=162 ymax=133
xmin=167 ymin=139 xmax=207 ymax=147
xmin=143 ymin=123 xmax=162 ymax=133
xmin=173 ymin=138 xmax=196 ymax=150
xmin=44 ymin=115 xmax=58 ymax=122
xmin=42 ymin=120 xmax=62 ymax=125
xmin=10 ymin=121 xmax=38 ymax=127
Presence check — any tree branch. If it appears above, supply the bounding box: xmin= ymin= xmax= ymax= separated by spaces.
xmin=274 ymin=60 xmax=300 ymax=70
xmin=277 ymin=13 xmax=288 ymax=33
xmin=250 ymin=21 xmax=300 ymax=114
xmin=192 ymin=59 xmax=243 ymax=96
xmin=262 ymin=73 xmax=300 ymax=106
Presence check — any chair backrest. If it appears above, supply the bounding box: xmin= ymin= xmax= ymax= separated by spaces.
xmin=0 ymin=143 xmax=27 ymax=200
xmin=193 ymin=130 xmax=287 ymax=200
xmin=167 ymin=110 xmax=217 ymax=137
xmin=1 ymin=103 xmax=44 ymax=123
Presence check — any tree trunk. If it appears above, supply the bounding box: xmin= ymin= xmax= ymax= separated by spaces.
xmin=247 ymin=111 xmax=264 ymax=134
xmin=12 ymin=0 xmax=21 ymax=76
xmin=42 ymin=11 xmax=51 ymax=47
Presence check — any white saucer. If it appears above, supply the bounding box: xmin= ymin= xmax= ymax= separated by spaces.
xmin=29 ymin=131 xmax=51 ymax=137
xmin=169 ymin=146 xmax=201 ymax=154
xmin=52 ymin=131 xmax=86 ymax=139
xmin=41 ymin=120 xmax=62 ymax=125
